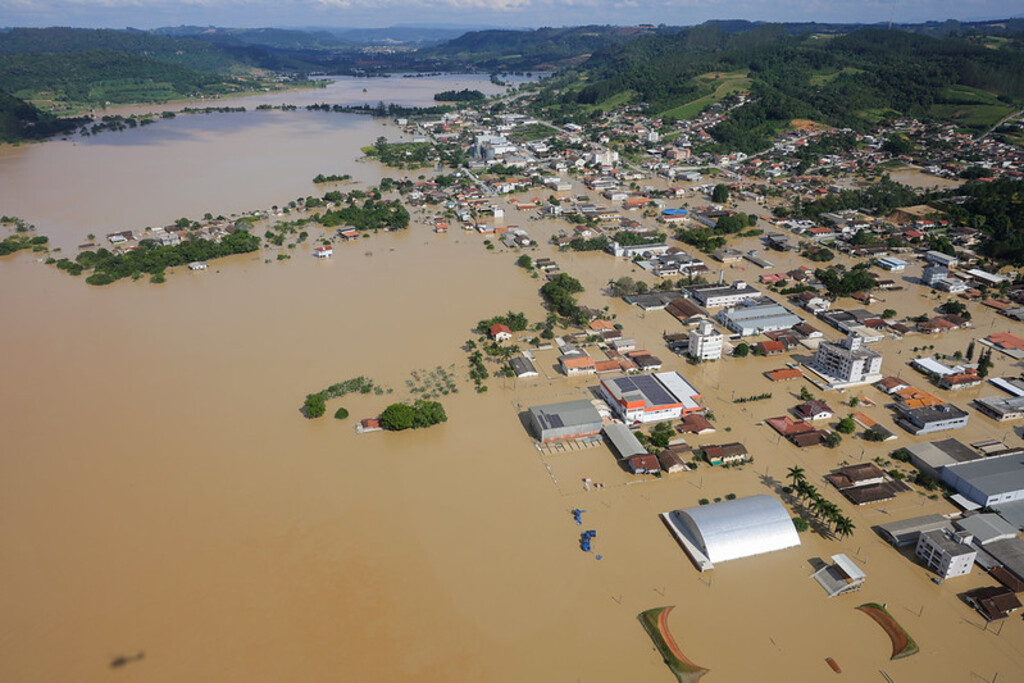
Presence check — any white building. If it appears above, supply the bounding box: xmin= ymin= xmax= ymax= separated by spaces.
xmin=688 ymin=320 xmax=723 ymax=361
xmin=810 ymin=332 xmax=883 ymax=389
xmin=661 ymin=495 xmax=801 ymax=572
xmin=684 ymin=281 xmax=759 ymax=308
xmin=915 ymin=529 xmax=977 ymax=579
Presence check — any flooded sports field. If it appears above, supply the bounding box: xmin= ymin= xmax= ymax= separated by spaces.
xmin=1 ymin=76 xmax=1023 ymax=682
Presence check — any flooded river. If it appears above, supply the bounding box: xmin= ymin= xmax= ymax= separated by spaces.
xmin=1 ymin=75 xmax=1023 ymax=682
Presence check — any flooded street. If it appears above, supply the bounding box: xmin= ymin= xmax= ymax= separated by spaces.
xmin=1 ymin=76 xmax=1023 ymax=682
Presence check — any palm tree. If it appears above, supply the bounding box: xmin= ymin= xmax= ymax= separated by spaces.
xmin=786 ymin=465 xmax=806 ymax=488
xmin=834 ymin=516 xmax=856 ymax=540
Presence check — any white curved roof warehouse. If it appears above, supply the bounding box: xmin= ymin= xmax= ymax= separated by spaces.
xmin=666 ymin=495 xmax=800 ymax=567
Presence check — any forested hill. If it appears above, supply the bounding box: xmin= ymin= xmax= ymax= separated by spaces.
xmin=542 ymin=25 xmax=1024 ymax=152
xmin=0 ymin=91 xmax=81 ymax=143
xmin=419 ymin=25 xmax=677 ymax=70
xmin=0 ymin=28 xmax=248 ymax=72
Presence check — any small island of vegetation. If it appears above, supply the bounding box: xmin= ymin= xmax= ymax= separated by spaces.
xmin=56 ymin=230 xmax=260 ymax=285
xmin=380 ymin=399 xmax=448 ymax=431
xmin=433 ymin=88 xmax=485 ymax=102
xmin=303 ymin=376 xmax=378 ymax=418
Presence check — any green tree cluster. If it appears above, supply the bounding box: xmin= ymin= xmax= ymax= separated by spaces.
xmin=70 ymin=230 xmax=259 ymax=286
xmin=380 ymin=399 xmax=448 ymax=431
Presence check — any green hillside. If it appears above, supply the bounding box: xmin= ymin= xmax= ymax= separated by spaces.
xmin=0 ymin=91 xmax=81 ymax=143
xmin=534 ymin=25 xmax=1024 ymax=152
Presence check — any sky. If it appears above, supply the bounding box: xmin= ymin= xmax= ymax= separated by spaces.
xmin=0 ymin=0 xmax=1018 ymax=31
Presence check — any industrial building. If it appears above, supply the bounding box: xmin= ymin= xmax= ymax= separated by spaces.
xmin=661 ymin=495 xmax=800 ymax=572
xmin=526 ymin=399 xmax=603 ymax=443
xmin=940 ymin=453 xmax=1024 ymax=507
xmin=716 ymin=300 xmax=803 ymax=337
xmin=684 ymin=281 xmax=760 ymax=308
xmin=600 ymin=372 xmax=702 ymax=425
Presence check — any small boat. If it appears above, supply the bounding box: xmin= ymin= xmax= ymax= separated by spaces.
xmin=825 ymin=657 xmax=841 ymax=673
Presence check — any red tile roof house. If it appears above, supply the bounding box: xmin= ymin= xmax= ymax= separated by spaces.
xmin=559 ymin=354 xmax=596 ymax=376
xmin=756 ymin=340 xmax=786 ymax=356
xmin=794 ymin=400 xmax=835 ymax=421
xmin=489 ymin=324 xmax=513 ymax=342
xmin=875 ymin=376 xmax=910 ymax=394
xmin=628 ymin=454 xmax=661 ymax=474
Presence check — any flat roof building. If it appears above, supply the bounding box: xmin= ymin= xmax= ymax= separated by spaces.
xmin=688 ymin=320 xmax=723 ymax=361
xmin=684 ymin=281 xmax=760 ymax=308
xmin=600 ymin=371 xmax=702 ymax=425
xmin=915 ymin=528 xmax=977 ymax=579
xmin=526 ymin=399 xmax=603 ymax=443
xmin=895 ymin=402 xmax=970 ymax=435
xmin=875 ymin=514 xmax=952 ymax=547
xmin=661 ymin=495 xmax=800 ymax=572
xmin=716 ymin=300 xmax=802 ymax=337
xmin=809 ymin=332 xmax=883 ymax=389
xmin=974 ymin=395 xmax=1024 ymax=422
xmin=941 ymin=453 xmax=1024 ymax=507
xmin=906 ymin=438 xmax=982 ymax=480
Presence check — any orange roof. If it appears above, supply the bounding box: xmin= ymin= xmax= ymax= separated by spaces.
xmin=767 ymin=368 xmax=802 ymax=381
xmin=894 ymin=386 xmax=945 ymax=409
xmin=988 ymin=332 xmax=1024 ymax=351
xmin=561 ymin=356 xmax=595 ymax=369
xmin=589 ymin=320 xmax=615 ymax=331
xmin=852 ymin=412 xmax=877 ymax=428
xmin=594 ymin=359 xmax=620 ymax=373
xmin=758 ymin=341 xmax=786 ymax=353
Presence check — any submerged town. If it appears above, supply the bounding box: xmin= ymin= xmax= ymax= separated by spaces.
xmin=5 ymin=20 xmax=1024 ymax=683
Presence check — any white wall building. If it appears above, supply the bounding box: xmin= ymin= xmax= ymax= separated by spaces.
xmin=688 ymin=320 xmax=723 ymax=361
xmin=810 ymin=332 xmax=883 ymax=389
xmin=915 ymin=529 xmax=977 ymax=579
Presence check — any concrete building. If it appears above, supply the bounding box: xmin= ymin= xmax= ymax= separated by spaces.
xmin=809 ymin=332 xmax=883 ymax=389
xmin=684 ymin=281 xmax=760 ymax=308
xmin=974 ymin=395 xmax=1024 ymax=422
xmin=688 ymin=320 xmax=723 ymax=361
xmin=940 ymin=453 xmax=1024 ymax=507
xmin=922 ymin=263 xmax=949 ymax=286
xmin=915 ymin=528 xmax=977 ymax=579
xmin=875 ymin=514 xmax=952 ymax=547
xmin=526 ymin=400 xmax=603 ymax=443
xmin=600 ymin=372 xmax=702 ymax=425
xmin=661 ymin=495 xmax=800 ymax=572
xmin=924 ymin=250 xmax=958 ymax=268
xmin=895 ymin=403 xmax=970 ymax=435
xmin=716 ymin=301 xmax=802 ymax=337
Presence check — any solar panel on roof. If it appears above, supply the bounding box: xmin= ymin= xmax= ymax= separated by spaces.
xmin=548 ymin=414 xmax=564 ymax=428
xmin=632 ymin=374 xmax=675 ymax=406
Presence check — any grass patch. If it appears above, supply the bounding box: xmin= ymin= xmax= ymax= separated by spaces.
xmin=929 ymin=103 xmax=1014 ymax=131
xmin=638 ymin=607 xmax=709 ymax=683
xmin=856 ymin=603 xmax=919 ymax=660
xmin=660 ymin=74 xmax=750 ymax=121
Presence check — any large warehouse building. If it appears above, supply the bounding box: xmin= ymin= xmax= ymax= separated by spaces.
xmin=661 ymin=495 xmax=801 ymax=571
xmin=599 ymin=371 xmax=702 ymax=425
xmin=526 ymin=399 xmax=603 ymax=443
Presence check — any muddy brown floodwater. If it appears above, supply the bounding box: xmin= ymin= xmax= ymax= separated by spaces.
xmin=1 ymin=77 xmax=1023 ymax=682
